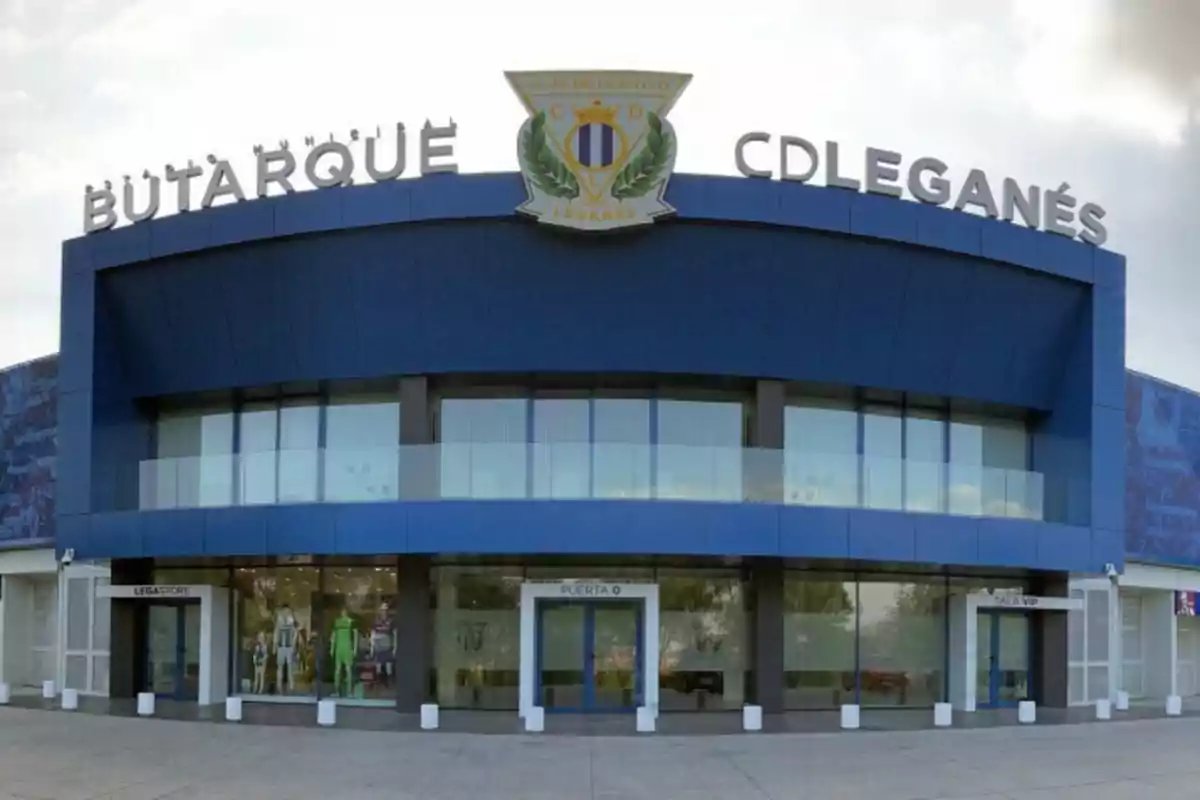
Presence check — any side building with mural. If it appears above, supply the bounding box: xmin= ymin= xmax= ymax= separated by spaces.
xmin=0 ymin=354 xmax=109 ymax=700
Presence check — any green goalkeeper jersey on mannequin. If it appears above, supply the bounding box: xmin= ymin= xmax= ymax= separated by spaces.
xmin=331 ymin=609 xmax=357 ymax=697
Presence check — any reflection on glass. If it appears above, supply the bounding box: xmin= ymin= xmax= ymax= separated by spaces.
xmin=593 ymin=399 xmax=651 ymax=499
xmin=863 ymin=407 xmax=902 ymax=510
xmin=976 ymin=611 xmax=993 ymax=705
xmin=533 ymin=398 xmax=589 ymax=498
xmin=996 ymin=613 xmax=1031 ymax=704
xmin=147 ymin=605 xmax=178 ymax=696
xmin=153 ymin=409 xmax=234 ymax=508
xmin=658 ymin=573 xmax=748 ymax=711
xmin=904 ymin=411 xmax=944 ymax=512
xmin=279 ymin=401 xmax=320 ymax=503
xmin=592 ymin=604 xmax=640 ymax=709
xmin=324 ymin=395 xmax=400 ymax=501
xmin=539 ymin=604 xmax=586 ymax=709
xmin=856 ymin=578 xmax=945 ymax=706
xmin=320 ymin=567 xmax=398 ymax=702
xmin=233 ymin=567 xmax=319 ymax=698
xmin=433 ymin=567 xmax=522 ymax=709
xmin=239 ymin=404 xmax=278 ymax=505
xmin=784 ymin=400 xmax=858 ymax=507
xmin=440 ymin=398 xmax=528 ymax=498
xmin=950 ymin=414 xmax=1032 ymax=517
xmin=656 ymin=400 xmax=743 ymax=501
xmin=784 ymin=575 xmax=856 ymax=708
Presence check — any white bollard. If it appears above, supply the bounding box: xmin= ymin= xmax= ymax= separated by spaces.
xmin=41 ymin=680 xmax=55 ymax=700
xmin=1166 ymin=695 xmax=1182 ymax=716
xmin=742 ymin=704 xmax=763 ymax=732
xmin=0 ymin=683 xmax=10 ymax=705
xmin=136 ymin=692 xmax=155 ymax=717
xmin=524 ymin=706 xmax=544 ymax=733
xmin=1115 ymin=691 xmax=1130 ymax=711
xmin=1095 ymin=699 xmax=1112 ymax=720
xmin=317 ymin=699 xmax=337 ymax=727
xmin=225 ymin=697 xmax=243 ymax=722
xmin=933 ymin=702 xmax=953 ymax=727
xmin=61 ymin=689 xmax=79 ymax=711
xmin=840 ymin=704 xmax=860 ymax=730
xmin=420 ymin=703 xmax=439 ymax=730
xmin=1018 ymin=700 xmax=1036 ymax=724
xmin=636 ymin=706 xmax=655 ymax=733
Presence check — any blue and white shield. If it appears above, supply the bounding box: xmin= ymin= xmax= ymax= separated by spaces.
xmin=575 ymin=123 xmax=616 ymax=168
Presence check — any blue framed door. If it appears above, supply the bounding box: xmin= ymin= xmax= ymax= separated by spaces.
xmin=535 ymin=601 xmax=643 ymax=712
xmin=145 ymin=603 xmax=201 ymax=701
xmin=976 ymin=610 xmax=1032 ymax=708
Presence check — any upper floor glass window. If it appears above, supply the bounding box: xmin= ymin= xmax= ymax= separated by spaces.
xmin=238 ymin=399 xmax=320 ymax=505
xmin=439 ymin=397 xmax=529 ymax=499
xmin=324 ymin=394 xmax=400 ymax=502
xmin=784 ymin=395 xmax=1035 ymax=518
xmin=153 ymin=407 xmax=234 ymax=508
xmin=784 ymin=398 xmax=857 ymax=508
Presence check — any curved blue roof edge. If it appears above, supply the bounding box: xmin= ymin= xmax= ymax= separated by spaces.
xmin=63 ymin=172 xmax=1123 ymax=286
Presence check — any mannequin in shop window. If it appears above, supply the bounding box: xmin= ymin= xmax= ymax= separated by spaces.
xmin=252 ymin=632 xmax=269 ymax=694
xmin=274 ymin=605 xmax=299 ymax=694
xmin=369 ymin=601 xmax=396 ymax=689
xmin=331 ymin=607 xmax=359 ymax=697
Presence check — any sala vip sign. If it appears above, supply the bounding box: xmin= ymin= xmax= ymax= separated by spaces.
xmin=507 ymin=70 xmax=691 ymax=232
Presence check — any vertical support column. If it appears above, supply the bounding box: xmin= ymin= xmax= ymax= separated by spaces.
xmin=399 ymin=376 xmax=435 ymax=499
xmin=749 ymin=558 xmax=784 ymax=714
xmin=395 ymin=555 xmax=431 ymax=712
xmin=1031 ymin=574 xmax=1069 ymax=708
xmin=746 ymin=380 xmax=784 ymax=502
xmin=108 ymin=559 xmax=152 ymax=699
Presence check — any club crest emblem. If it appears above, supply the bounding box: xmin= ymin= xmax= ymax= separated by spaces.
xmin=506 ymin=70 xmax=692 ymax=232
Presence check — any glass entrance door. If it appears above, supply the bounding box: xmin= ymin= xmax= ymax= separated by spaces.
xmin=977 ymin=611 xmax=1032 ymax=708
xmin=145 ymin=603 xmax=201 ymax=700
xmin=537 ymin=601 xmax=642 ymax=712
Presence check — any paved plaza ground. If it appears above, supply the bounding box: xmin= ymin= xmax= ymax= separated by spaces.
xmin=1 ymin=707 xmax=1199 ymax=799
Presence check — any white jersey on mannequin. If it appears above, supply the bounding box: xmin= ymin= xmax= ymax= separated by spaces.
xmin=274 ymin=606 xmax=299 ymax=693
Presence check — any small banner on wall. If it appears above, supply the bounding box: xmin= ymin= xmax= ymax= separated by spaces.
xmin=1176 ymin=591 xmax=1197 ymax=616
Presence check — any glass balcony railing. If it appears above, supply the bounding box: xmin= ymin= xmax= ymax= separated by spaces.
xmin=138 ymin=445 xmax=1046 ymax=521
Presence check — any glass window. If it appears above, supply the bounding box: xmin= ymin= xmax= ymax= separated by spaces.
xmin=93 ymin=578 xmax=111 ymax=652
xmin=233 ymin=567 xmax=319 ymax=698
xmin=324 ymin=394 xmax=400 ymax=502
xmin=439 ymin=398 xmax=528 ymax=499
xmin=949 ymin=416 xmax=984 ymax=516
xmin=278 ymin=400 xmax=319 ymax=503
xmin=1086 ymin=590 xmax=1110 ymax=662
xmin=239 ymin=403 xmax=279 ymax=505
xmin=784 ymin=573 xmax=856 ymax=709
xmin=152 ymin=408 xmax=234 ymax=508
xmin=432 ymin=567 xmax=522 ymax=710
xmin=593 ymin=398 xmax=651 ymax=499
xmin=532 ymin=398 xmax=590 ymax=499
xmin=65 ymin=655 xmax=87 ymax=691
xmin=320 ymin=566 xmax=398 ymax=703
xmin=656 ymin=400 xmax=743 ymax=501
xmin=658 ymin=572 xmax=749 ymax=711
xmin=904 ymin=410 xmax=945 ymax=513
xmin=67 ymin=577 xmax=90 ymax=651
xmin=856 ymin=577 xmax=946 ymax=707
xmin=784 ymin=399 xmax=858 ymax=507
xmin=92 ymin=655 xmax=110 ymax=694
xmin=863 ymin=406 xmax=903 ymax=510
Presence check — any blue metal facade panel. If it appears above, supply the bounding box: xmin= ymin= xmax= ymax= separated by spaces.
xmin=53 ymin=174 xmax=1125 ymax=573
xmin=0 ymin=357 xmax=57 ymax=543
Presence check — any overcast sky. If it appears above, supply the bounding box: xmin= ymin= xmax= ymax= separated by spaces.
xmin=2 ymin=0 xmax=1198 ymax=387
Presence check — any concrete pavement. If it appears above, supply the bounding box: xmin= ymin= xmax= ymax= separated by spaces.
xmin=0 ymin=706 xmax=1198 ymax=799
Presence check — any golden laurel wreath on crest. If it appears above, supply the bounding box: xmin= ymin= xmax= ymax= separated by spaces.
xmin=520 ymin=110 xmax=675 ymax=201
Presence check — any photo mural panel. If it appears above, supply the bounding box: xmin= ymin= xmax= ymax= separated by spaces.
xmin=1126 ymin=371 xmax=1200 ymax=565
xmin=0 ymin=356 xmax=56 ymax=542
